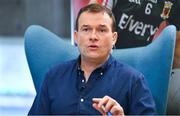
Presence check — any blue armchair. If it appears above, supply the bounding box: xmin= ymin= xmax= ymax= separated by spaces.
xmin=24 ymin=25 xmax=176 ymax=114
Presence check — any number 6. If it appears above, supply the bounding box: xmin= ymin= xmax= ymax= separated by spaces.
xmin=145 ymin=3 xmax=153 ymax=15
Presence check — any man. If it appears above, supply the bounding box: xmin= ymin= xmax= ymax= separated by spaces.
xmin=28 ymin=4 xmax=156 ymax=115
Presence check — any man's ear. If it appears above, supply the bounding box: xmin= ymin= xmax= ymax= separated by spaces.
xmin=74 ymin=31 xmax=78 ymax=45
xmin=112 ymin=32 xmax=118 ymax=45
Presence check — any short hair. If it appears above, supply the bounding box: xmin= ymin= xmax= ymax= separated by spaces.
xmin=75 ymin=4 xmax=116 ymax=32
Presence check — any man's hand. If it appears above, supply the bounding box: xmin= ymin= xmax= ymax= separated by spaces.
xmin=92 ymin=95 xmax=124 ymax=115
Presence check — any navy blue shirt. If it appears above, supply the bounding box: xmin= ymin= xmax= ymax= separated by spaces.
xmin=28 ymin=55 xmax=156 ymax=115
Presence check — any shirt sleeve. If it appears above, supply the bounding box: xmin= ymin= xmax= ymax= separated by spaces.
xmin=129 ymin=74 xmax=157 ymax=115
xmin=28 ymin=72 xmax=51 ymax=115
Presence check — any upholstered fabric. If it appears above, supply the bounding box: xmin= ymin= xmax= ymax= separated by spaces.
xmin=24 ymin=25 xmax=176 ymax=114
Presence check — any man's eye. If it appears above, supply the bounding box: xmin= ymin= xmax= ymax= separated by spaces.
xmin=100 ymin=29 xmax=105 ymax=32
xmin=82 ymin=28 xmax=89 ymax=32
xmin=99 ymin=29 xmax=106 ymax=33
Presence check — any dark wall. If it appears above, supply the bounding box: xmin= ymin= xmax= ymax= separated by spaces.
xmin=0 ymin=0 xmax=71 ymax=38
xmin=0 ymin=0 xmax=26 ymax=35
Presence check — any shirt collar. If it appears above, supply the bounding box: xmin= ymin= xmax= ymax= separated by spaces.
xmin=76 ymin=54 xmax=113 ymax=73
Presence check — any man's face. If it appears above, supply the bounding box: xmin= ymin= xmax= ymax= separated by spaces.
xmin=74 ymin=11 xmax=117 ymax=61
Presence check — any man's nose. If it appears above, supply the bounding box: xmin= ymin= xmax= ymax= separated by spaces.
xmin=89 ymin=30 xmax=98 ymax=41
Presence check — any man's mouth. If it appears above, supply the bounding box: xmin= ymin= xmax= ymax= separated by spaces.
xmin=88 ymin=45 xmax=99 ymax=49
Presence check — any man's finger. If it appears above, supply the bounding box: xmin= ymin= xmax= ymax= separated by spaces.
xmin=92 ymin=102 xmax=106 ymax=115
xmin=92 ymin=98 xmax=102 ymax=103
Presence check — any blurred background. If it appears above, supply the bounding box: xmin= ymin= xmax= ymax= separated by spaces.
xmin=0 ymin=0 xmax=70 ymax=115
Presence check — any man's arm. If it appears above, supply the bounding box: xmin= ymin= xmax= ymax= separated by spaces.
xmin=92 ymin=74 xmax=156 ymax=115
xmin=28 ymin=73 xmax=50 ymax=115
xmin=153 ymin=21 xmax=180 ymax=68
xmin=172 ymin=0 xmax=180 ymax=68
xmin=173 ymin=31 xmax=180 ymax=68
xmin=129 ymin=74 xmax=156 ymax=115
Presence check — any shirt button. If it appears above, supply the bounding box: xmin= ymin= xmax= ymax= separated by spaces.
xmin=80 ymin=98 xmax=84 ymax=102
xmin=82 ymin=79 xmax=85 ymax=83
xmin=100 ymin=72 xmax=103 ymax=76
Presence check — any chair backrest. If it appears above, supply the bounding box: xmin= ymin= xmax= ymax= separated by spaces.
xmin=24 ymin=25 xmax=176 ymax=114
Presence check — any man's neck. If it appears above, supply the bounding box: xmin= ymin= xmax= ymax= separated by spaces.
xmin=80 ymin=56 xmax=109 ymax=82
